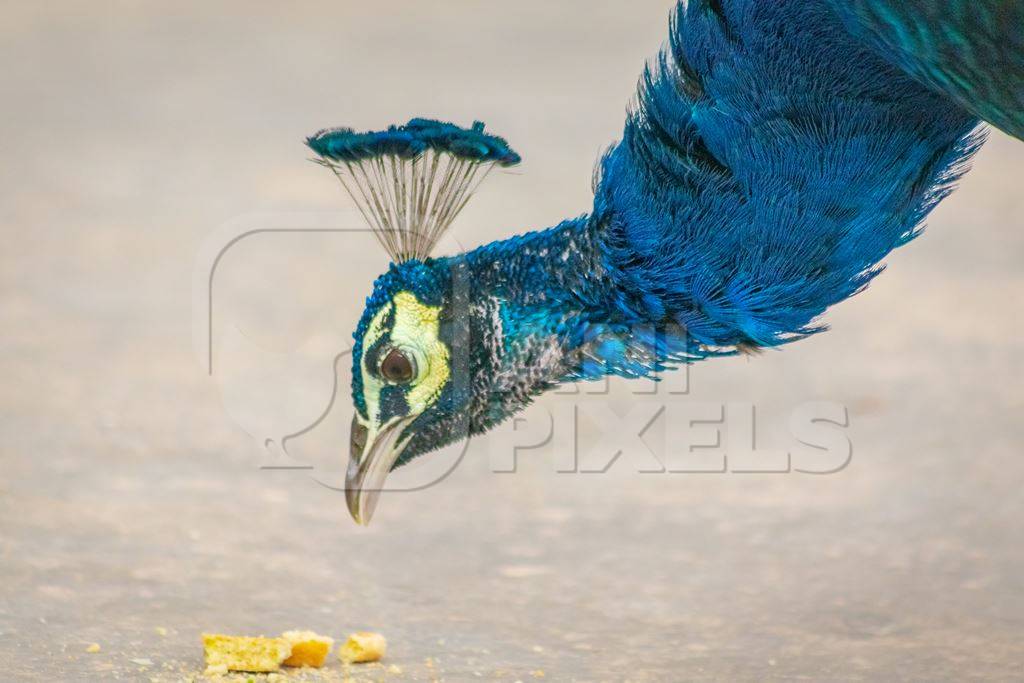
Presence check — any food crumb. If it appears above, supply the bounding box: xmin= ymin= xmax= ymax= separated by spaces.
xmin=86 ymin=643 xmax=101 ymax=653
xmin=532 ymin=670 xmax=546 ymax=678
xmin=155 ymin=627 xmax=168 ymax=637
xmin=339 ymin=632 xmax=387 ymax=664
xmin=131 ymin=658 xmax=154 ymax=666
xmin=387 ymin=664 xmax=403 ymax=674
xmin=281 ymin=630 xmax=333 ymax=668
xmin=201 ymin=634 xmax=291 ymax=673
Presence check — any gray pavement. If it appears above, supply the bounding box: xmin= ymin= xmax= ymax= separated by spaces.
xmin=2 ymin=2 xmax=1023 ymax=681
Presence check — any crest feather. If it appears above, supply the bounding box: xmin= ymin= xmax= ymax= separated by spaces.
xmin=308 ymin=118 xmax=520 ymax=262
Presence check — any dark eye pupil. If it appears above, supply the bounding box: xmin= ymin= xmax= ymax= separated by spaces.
xmin=380 ymin=348 xmax=414 ymax=383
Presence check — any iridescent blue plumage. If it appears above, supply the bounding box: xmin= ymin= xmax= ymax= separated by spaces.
xmin=307 ymin=118 xmax=520 ymax=166
xmin=326 ymin=0 xmax=1020 ymax=522
xmin=826 ymin=0 xmax=1024 ymax=141
xmin=593 ymin=0 xmax=982 ymax=350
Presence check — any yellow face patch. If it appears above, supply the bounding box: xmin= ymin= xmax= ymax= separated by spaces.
xmin=360 ymin=291 xmax=450 ymax=425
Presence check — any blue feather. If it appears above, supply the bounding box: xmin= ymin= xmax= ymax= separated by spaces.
xmin=592 ymin=0 xmax=982 ymax=351
xmin=826 ymin=0 xmax=1024 ymax=141
xmin=307 ymin=118 xmax=520 ymax=166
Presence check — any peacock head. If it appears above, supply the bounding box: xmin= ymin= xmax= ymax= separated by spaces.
xmin=346 ymin=259 xmax=468 ymax=525
xmin=307 ymin=118 xmax=519 ymax=524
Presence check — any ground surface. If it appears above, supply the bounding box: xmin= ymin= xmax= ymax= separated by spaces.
xmin=2 ymin=2 xmax=1023 ymax=681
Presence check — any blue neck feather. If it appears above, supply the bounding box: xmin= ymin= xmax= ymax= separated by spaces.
xmin=431 ymin=213 xmax=719 ymax=404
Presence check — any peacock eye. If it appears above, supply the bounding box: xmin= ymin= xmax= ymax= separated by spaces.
xmin=380 ymin=348 xmax=416 ymax=384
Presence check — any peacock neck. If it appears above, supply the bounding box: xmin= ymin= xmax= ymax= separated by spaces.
xmin=431 ymin=216 xmax=617 ymax=430
xmin=454 ymin=217 xmax=603 ymax=308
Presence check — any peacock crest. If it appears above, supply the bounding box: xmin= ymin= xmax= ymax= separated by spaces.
xmin=307 ymin=118 xmax=520 ymax=263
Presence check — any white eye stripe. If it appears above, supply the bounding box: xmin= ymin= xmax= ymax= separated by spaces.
xmin=360 ymin=291 xmax=450 ymax=422
xmin=390 ymin=292 xmax=449 ymax=414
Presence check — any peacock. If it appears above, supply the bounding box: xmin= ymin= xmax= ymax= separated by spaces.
xmin=305 ymin=0 xmax=1023 ymax=524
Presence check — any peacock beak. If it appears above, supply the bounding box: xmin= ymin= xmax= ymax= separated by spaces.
xmin=345 ymin=413 xmax=415 ymax=525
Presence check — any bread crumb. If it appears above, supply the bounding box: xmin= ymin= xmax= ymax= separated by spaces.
xmin=86 ymin=643 xmax=101 ymax=653
xmin=155 ymin=627 xmax=168 ymax=637
xmin=201 ymin=633 xmax=291 ymax=673
xmin=339 ymin=632 xmax=387 ymax=664
xmin=281 ymin=630 xmax=334 ymax=668
xmin=387 ymin=664 xmax=403 ymax=674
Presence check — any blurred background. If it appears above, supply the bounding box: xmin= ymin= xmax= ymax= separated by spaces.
xmin=1 ymin=1 xmax=1022 ymax=680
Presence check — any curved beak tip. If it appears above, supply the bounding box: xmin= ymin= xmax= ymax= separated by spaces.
xmin=345 ymin=465 xmax=379 ymax=526
xmin=345 ymin=414 xmax=414 ymax=526
xmin=344 ymin=482 xmax=369 ymax=526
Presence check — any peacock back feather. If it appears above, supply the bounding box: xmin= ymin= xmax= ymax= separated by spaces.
xmin=593 ymin=0 xmax=982 ymax=352
xmin=827 ymin=0 xmax=1024 ymax=141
